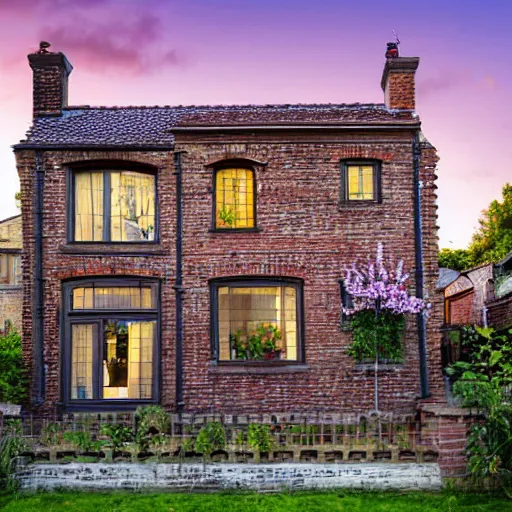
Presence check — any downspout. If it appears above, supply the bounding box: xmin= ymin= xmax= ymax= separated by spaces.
xmin=33 ymin=150 xmax=45 ymax=406
xmin=173 ymin=151 xmax=185 ymax=413
xmin=413 ymin=131 xmax=430 ymax=399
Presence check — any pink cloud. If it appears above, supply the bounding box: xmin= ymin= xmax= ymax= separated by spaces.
xmin=41 ymin=13 xmax=184 ymax=75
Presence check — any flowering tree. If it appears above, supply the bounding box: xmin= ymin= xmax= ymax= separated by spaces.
xmin=342 ymin=243 xmax=429 ymax=412
xmin=343 ymin=243 xmax=426 ymax=318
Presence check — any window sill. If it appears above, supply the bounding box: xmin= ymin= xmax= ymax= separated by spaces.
xmin=208 ymin=227 xmax=262 ymax=234
xmin=60 ymin=244 xmax=167 ymax=256
xmin=62 ymin=400 xmax=158 ymax=412
xmin=338 ymin=201 xmax=382 ymax=209
xmin=208 ymin=362 xmax=310 ymax=375
xmin=0 ymin=285 xmax=22 ymax=290
xmin=354 ymin=362 xmax=404 ymax=372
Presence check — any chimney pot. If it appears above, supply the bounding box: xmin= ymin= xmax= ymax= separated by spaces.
xmin=28 ymin=45 xmax=73 ymax=118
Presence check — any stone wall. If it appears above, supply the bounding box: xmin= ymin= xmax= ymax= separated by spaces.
xmin=0 ymin=287 xmax=22 ymax=331
xmin=16 ymin=462 xmax=442 ymax=492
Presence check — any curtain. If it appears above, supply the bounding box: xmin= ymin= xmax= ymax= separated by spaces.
xmin=127 ymin=321 xmax=154 ymax=399
xmin=71 ymin=324 xmax=94 ymax=399
xmin=75 ymin=172 xmax=104 ymax=241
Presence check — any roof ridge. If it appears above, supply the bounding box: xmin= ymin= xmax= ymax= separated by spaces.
xmin=62 ymin=102 xmax=389 ymax=111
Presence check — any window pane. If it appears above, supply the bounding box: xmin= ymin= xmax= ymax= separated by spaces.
xmin=219 ymin=285 xmax=298 ymax=361
xmin=75 ymin=172 xmax=104 ymax=241
xmin=72 ymin=286 xmax=155 ymax=310
xmin=0 ymin=254 xmax=21 ymax=286
xmin=71 ymin=324 xmax=94 ymax=399
xmin=110 ymin=172 xmax=156 ymax=242
xmin=103 ymin=320 xmax=154 ymax=400
xmin=216 ymin=168 xmax=255 ymax=229
xmin=347 ymin=165 xmax=374 ymax=200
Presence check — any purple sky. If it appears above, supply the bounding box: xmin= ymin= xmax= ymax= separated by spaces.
xmin=1 ymin=0 xmax=511 ymax=248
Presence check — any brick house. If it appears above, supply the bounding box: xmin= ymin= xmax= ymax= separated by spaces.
xmin=0 ymin=214 xmax=23 ymax=332
xmin=13 ymin=43 xmax=444 ymax=414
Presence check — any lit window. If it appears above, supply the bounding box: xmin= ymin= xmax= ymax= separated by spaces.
xmin=341 ymin=161 xmax=380 ymax=202
xmin=64 ymin=280 xmax=158 ymax=403
xmin=211 ymin=278 xmax=303 ymax=363
xmin=0 ymin=253 xmax=21 ymax=286
xmin=73 ymin=170 xmax=156 ymax=242
xmin=215 ymin=168 xmax=255 ymax=229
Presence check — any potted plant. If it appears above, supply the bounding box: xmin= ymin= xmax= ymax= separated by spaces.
xmin=229 ymin=324 xmax=283 ymax=361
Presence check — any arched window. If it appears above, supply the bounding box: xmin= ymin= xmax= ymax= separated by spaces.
xmin=62 ymin=278 xmax=159 ymax=406
xmin=214 ymin=167 xmax=255 ymax=229
xmin=70 ymin=167 xmax=157 ymax=242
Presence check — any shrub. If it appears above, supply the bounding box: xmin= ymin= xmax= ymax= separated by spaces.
xmin=195 ymin=422 xmax=226 ymax=457
xmin=247 ymin=424 xmax=274 ymax=453
xmin=0 ymin=329 xmax=27 ymax=404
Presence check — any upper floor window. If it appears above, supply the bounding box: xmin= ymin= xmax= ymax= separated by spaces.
xmin=0 ymin=253 xmax=21 ymax=286
xmin=214 ymin=168 xmax=255 ymax=229
xmin=210 ymin=277 xmax=304 ymax=363
xmin=340 ymin=161 xmax=381 ymax=203
xmin=72 ymin=170 xmax=156 ymax=242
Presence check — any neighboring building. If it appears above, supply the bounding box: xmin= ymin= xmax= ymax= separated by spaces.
xmin=0 ymin=214 xmax=22 ymax=332
xmin=442 ymin=251 xmax=512 ymax=329
xmin=14 ymin=43 xmax=444 ymax=414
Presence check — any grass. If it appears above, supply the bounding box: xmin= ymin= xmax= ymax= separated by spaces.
xmin=0 ymin=491 xmax=511 ymax=512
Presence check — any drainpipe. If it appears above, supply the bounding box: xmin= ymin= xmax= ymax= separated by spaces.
xmin=34 ymin=150 xmax=45 ymax=406
xmin=173 ymin=151 xmax=185 ymax=413
xmin=413 ymin=131 xmax=430 ymax=399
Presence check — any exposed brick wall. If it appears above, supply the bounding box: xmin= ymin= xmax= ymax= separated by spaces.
xmin=448 ymin=291 xmax=474 ymax=325
xmin=0 ymin=288 xmax=22 ymax=331
xmin=0 ymin=216 xmax=22 ymax=249
xmin=15 ymin=128 xmax=444 ymax=415
xmin=486 ymin=294 xmax=512 ymax=330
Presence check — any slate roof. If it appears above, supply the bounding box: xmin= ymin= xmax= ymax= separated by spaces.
xmin=437 ymin=268 xmax=461 ymax=290
xmin=17 ymin=103 xmax=419 ymax=148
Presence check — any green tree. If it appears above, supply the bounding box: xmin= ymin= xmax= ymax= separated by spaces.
xmin=438 ymin=248 xmax=472 ymax=271
xmin=468 ymin=183 xmax=512 ymax=265
xmin=0 ymin=329 xmax=27 ymax=403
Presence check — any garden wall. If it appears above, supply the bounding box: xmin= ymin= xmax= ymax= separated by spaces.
xmin=15 ymin=461 xmax=442 ymax=492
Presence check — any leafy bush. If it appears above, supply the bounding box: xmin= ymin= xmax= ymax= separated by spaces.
xmin=99 ymin=424 xmax=133 ymax=450
xmin=347 ymin=310 xmax=404 ymax=362
xmin=0 ymin=419 xmax=26 ymax=490
xmin=195 ymin=422 xmax=226 ymax=456
xmin=63 ymin=431 xmax=102 ymax=453
xmin=247 ymin=424 xmax=274 ymax=453
xmin=447 ymin=325 xmax=512 ymax=496
xmin=135 ymin=405 xmax=169 ymax=451
xmin=0 ymin=329 xmax=27 ymax=403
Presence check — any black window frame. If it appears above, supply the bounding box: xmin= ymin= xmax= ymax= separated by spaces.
xmin=0 ymin=250 xmax=22 ymax=288
xmin=339 ymin=279 xmax=354 ymax=327
xmin=67 ymin=161 xmax=159 ymax=244
xmin=340 ymin=160 xmax=382 ymax=204
xmin=210 ymin=160 xmax=259 ymax=233
xmin=209 ymin=276 xmax=305 ymax=365
xmin=61 ymin=277 xmax=161 ymax=410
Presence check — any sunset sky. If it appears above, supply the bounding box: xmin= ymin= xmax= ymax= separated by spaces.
xmin=0 ymin=0 xmax=510 ymax=249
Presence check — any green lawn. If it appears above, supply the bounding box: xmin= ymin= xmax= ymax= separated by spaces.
xmin=0 ymin=491 xmax=511 ymax=512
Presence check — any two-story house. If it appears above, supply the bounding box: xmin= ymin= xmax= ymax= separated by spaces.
xmin=14 ymin=43 xmax=444 ymax=414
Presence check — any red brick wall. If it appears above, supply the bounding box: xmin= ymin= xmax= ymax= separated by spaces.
xmin=448 ymin=292 xmax=474 ymax=325
xmin=487 ymin=294 xmax=512 ymax=330
xmin=15 ymin=128 xmax=444 ymax=414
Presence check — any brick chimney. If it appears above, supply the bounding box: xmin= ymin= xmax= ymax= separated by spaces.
xmin=381 ymin=57 xmax=419 ymax=111
xmin=28 ymin=42 xmax=73 ymax=118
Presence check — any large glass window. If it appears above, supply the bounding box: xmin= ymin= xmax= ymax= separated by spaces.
xmin=73 ymin=170 xmax=156 ymax=242
xmin=341 ymin=161 xmax=381 ymax=203
xmin=215 ymin=168 xmax=255 ymax=229
xmin=64 ymin=280 xmax=158 ymax=404
xmin=0 ymin=253 xmax=21 ymax=286
xmin=211 ymin=278 xmax=303 ymax=363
